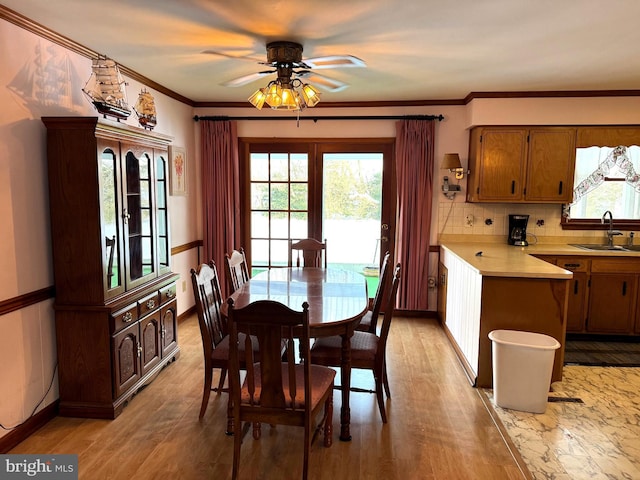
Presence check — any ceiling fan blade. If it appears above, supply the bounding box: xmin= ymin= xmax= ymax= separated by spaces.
xmin=202 ymin=50 xmax=264 ymax=62
xmin=295 ymin=71 xmax=349 ymax=92
xmin=302 ymin=55 xmax=366 ymax=69
xmin=221 ymin=70 xmax=274 ymax=87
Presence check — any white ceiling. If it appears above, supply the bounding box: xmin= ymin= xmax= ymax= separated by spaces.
xmin=3 ymin=0 xmax=640 ymax=104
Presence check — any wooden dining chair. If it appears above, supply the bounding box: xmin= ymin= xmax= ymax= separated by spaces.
xmin=190 ymin=261 xmax=260 ymax=432
xmin=310 ymin=263 xmax=401 ymax=424
xmin=224 ymin=247 xmax=250 ymax=294
xmin=288 ymin=238 xmax=328 ymax=268
xmin=226 ymin=298 xmax=335 ymax=480
xmin=356 ymin=251 xmax=391 ymax=333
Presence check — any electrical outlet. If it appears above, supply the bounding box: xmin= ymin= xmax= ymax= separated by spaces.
xmin=465 ymin=214 xmax=474 ymax=227
xmin=182 ymin=280 xmax=187 ymax=292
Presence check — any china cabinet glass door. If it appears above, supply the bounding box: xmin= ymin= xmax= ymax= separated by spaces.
xmin=156 ymin=153 xmax=170 ymax=274
xmin=123 ymin=146 xmax=156 ymax=289
xmin=100 ymin=143 xmax=124 ymax=297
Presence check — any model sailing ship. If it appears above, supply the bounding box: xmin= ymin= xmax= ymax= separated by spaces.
xmin=82 ymin=55 xmax=131 ymax=121
xmin=133 ymin=89 xmax=157 ymax=130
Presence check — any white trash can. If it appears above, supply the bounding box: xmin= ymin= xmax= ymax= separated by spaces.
xmin=488 ymin=329 xmax=561 ymax=414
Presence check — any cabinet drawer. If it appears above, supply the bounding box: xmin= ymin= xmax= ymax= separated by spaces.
xmin=159 ymin=283 xmax=177 ymax=305
xmin=591 ymin=258 xmax=640 ymax=274
xmin=556 ymin=257 xmax=589 ymax=272
xmin=138 ymin=292 xmax=161 ymax=316
xmin=111 ymin=303 xmax=138 ymax=334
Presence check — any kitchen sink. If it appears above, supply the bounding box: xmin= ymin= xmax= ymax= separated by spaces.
xmin=570 ymin=243 xmax=633 ymax=251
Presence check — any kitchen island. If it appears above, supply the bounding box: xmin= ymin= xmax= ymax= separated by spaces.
xmin=440 ymin=242 xmax=573 ymax=388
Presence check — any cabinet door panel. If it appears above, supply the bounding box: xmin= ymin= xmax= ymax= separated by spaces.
xmin=122 ymin=144 xmax=157 ymax=289
xmin=525 ymin=128 xmax=576 ymax=202
xmin=566 ymin=272 xmax=588 ymax=332
xmin=473 ymin=128 xmax=527 ymax=201
xmin=587 ymin=274 xmax=636 ymax=333
xmin=113 ymin=322 xmax=141 ymax=398
xmin=161 ymin=302 xmax=178 ymax=358
xmin=155 ymin=152 xmax=171 ymax=275
xmin=99 ymin=140 xmax=125 ymax=298
xmin=140 ymin=313 xmax=161 ymax=376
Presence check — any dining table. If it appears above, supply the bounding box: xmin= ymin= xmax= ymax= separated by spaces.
xmin=227 ymin=266 xmax=369 ymax=441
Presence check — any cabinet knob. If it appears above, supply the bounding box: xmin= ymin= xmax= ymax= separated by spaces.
xmin=146 ymin=299 xmax=156 ymax=309
xmin=122 ymin=208 xmax=130 ymax=224
xmin=122 ymin=312 xmax=133 ymax=323
xmin=166 ymin=290 xmax=175 ymax=299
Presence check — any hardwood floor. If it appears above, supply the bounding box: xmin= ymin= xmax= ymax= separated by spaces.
xmin=10 ymin=314 xmax=529 ymax=479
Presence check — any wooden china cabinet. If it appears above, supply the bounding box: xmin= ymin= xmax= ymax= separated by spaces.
xmin=43 ymin=117 xmax=180 ymax=419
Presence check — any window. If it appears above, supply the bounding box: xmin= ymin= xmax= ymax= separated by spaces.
xmin=240 ymin=139 xmax=395 ymax=297
xmin=562 ymin=145 xmax=640 ymax=230
xmin=249 ymin=150 xmax=311 ymax=271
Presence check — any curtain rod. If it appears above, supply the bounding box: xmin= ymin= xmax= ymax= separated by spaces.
xmin=193 ymin=114 xmax=444 ymax=122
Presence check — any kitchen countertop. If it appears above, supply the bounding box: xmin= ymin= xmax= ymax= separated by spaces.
xmin=440 ymin=241 xmax=640 ymax=279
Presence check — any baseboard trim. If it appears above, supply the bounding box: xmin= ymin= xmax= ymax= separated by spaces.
xmin=177 ymin=305 xmax=196 ymax=323
xmin=0 ymin=401 xmax=58 ymax=453
xmin=395 ymin=309 xmax=436 ymax=318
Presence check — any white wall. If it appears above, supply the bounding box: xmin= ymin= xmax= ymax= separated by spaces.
xmin=0 ymin=18 xmax=197 ymax=439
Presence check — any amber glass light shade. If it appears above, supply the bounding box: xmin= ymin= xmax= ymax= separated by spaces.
xmin=264 ymin=83 xmax=283 ymax=108
xmin=248 ymin=87 xmax=268 ymax=109
xmin=301 ymin=83 xmax=321 ymax=107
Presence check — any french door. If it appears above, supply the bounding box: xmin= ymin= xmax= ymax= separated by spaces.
xmin=239 ymin=139 xmax=395 ymax=294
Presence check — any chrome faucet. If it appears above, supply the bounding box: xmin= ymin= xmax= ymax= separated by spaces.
xmin=602 ymin=210 xmax=623 ymax=247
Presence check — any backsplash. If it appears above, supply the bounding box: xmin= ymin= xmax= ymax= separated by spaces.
xmin=438 ymin=202 xmax=613 ymax=243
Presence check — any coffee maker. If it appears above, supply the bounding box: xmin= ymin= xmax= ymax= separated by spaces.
xmin=508 ymin=214 xmax=529 ymax=246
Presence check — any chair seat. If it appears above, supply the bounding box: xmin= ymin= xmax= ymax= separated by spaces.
xmin=211 ymin=333 xmax=261 ymax=365
xmin=310 ymin=331 xmax=378 ymax=366
xmin=241 ymin=364 xmax=336 ymax=409
xmin=356 ymin=311 xmax=374 ymax=332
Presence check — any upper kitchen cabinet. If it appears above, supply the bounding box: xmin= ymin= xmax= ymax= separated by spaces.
xmin=466 ymin=126 xmax=577 ymax=203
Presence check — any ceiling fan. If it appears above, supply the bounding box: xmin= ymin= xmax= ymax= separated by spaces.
xmin=204 ymin=41 xmax=366 ymax=93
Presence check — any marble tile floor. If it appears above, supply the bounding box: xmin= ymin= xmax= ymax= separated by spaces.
xmin=483 ymin=366 xmax=640 ymax=480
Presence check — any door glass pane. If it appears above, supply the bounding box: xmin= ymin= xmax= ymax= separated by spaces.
xmin=156 ymin=156 xmax=169 ymax=269
xmin=249 ymin=152 xmax=309 ymax=271
xmin=270 ymin=154 xmax=289 ymax=181
xmin=126 ymin=151 xmax=155 ymax=282
xmin=250 ymin=154 xmax=269 ymax=181
xmin=323 ymin=153 xmax=383 ymax=296
xmin=102 ymin=149 xmax=120 ymax=290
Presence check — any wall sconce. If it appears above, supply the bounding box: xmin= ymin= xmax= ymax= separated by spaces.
xmin=442 ymin=153 xmax=465 ymax=179
xmin=441 ymin=153 xmax=465 ymax=199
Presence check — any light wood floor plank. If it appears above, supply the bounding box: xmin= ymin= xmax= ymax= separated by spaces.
xmin=11 ymin=314 xmax=529 ymax=479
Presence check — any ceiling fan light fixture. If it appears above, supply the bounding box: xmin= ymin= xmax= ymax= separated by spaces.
xmin=248 ymin=87 xmax=268 ymax=109
xmin=264 ymin=82 xmax=283 ymax=108
xmin=279 ymin=87 xmax=299 ymax=109
xmin=250 ymin=79 xmax=321 ymax=111
xmin=301 ymin=83 xmax=321 ymax=107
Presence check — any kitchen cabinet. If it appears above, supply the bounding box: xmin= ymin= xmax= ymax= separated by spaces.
xmin=43 ymin=117 xmax=180 ymax=419
xmin=539 ymin=255 xmax=640 ymax=336
xmin=555 ymin=257 xmax=590 ymax=333
xmin=587 ymin=258 xmax=638 ymax=334
xmin=588 ymin=274 xmax=636 ymax=333
xmin=466 ymin=126 xmax=576 ymax=203
xmin=441 ymin=246 xmax=568 ymax=389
